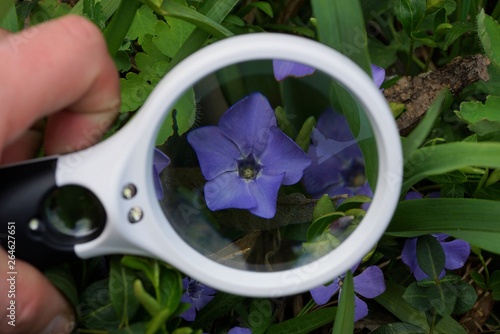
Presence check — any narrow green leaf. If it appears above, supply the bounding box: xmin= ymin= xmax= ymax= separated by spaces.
xmin=133 ymin=279 xmax=161 ymax=316
xmin=295 ymin=116 xmax=316 ymax=152
xmin=333 ymin=270 xmax=354 ymax=334
xmin=307 ymin=212 xmax=345 ymax=242
xmin=491 ymin=270 xmax=500 ymax=300
xmin=336 ymin=195 xmax=372 ymax=212
xmin=403 ymin=89 xmax=452 ymax=160
xmin=416 ymin=235 xmax=446 ymax=279
xmin=403 ymin=142 xmax=500 ymax=192
xmin=266 ymin=307 xmax=337 ymax=334
xmin=387 ymin=198 xmax=500 ymax=254
xmin=371 ymin=322 xmax=426 ymax=334
xmin=104 ymin=0 xmax=140 ymax=56
xmin=146 ymin=308 xmax=170 ymax=334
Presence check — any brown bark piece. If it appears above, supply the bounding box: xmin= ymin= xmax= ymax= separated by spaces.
xmin=383 ymin=54 xmax=491 ymax=135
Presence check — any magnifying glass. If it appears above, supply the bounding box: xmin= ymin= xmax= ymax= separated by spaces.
xmin=0 ymin=34 xmax=402 ymax=297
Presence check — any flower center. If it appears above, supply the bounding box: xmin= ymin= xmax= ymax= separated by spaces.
xmin=187 ymin=280 xmax=204 ymax=300
xmin=341 ymin=158 xmax=366 ymax=188
xmin=237 ymin=154 xmax=261 ymax=180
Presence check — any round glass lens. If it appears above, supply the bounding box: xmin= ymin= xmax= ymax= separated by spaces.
xmin=152 ymin=59 xmax=378 ymax=272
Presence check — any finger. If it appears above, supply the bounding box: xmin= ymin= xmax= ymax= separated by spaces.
xmin=0 ymin=15 xmax=120 ymax=158
xmin=0 ymin=248 xmax=75 ymax=333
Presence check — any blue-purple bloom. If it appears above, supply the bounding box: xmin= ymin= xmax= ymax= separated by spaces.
xmin=187 ymin=93 xmax=311 ymax=218
xmin=180 ymin=277 xmax=216 ymax=321
xmin=228 ymin=327 xmax=252 ymax=334
xmin=310 ymin=265 xmax=385 ymax=322
xmin=402 ymin=233 xmax=470 ymax=281
xmin=273 ymin=60 xmax=316 ymax=81
xmin=153 ymin=148 xmax=170 ymax=200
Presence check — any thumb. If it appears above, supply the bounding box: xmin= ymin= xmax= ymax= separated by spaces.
xmin=0 ymin=247 xmax=75 ymax=333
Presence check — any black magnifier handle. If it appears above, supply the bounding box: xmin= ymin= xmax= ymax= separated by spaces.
xmin=0 ymin=157 xmax=106 ymax=270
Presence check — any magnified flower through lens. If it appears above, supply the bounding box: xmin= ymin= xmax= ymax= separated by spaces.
xmin=187 ymin=92 xmax=311 ymax=219
xmin=180 ymin=277 xmax=216 ymax=321
xmin=153 ymin=148 xmax=170 ymax=200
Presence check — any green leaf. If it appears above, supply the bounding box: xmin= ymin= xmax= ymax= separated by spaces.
xmin=155 ymin=88 xmax=196 ymax=144
xmin=333 ymin=270 xmax=354 ymax=334
xmin=236 ymin=1 xmax=273 ymax=18
xmin=157 ymin=266 xmax=182 ymax=315
xmin=376 ymin=281 xmax=468 ymax=333
xmin=266 ymin=307 xmax=337 ymax=334
xmin=427 ymin=170 xmax=467 ymax=184
xmin=121 ymin=256 xmax=155 ymax=285
xmin=477 ymin=10 xmax=500 ymax=71
xmin=294 ymin=116 xmax=316 ymax=152
xmin=248 ymin=299 xmax=273 ymax=334
xmin=0 ymin=0 xmax=18 ymax=31
xmin=307 ymin=212 xmax=345 ymax=242
xmin=336 ymin=195 xmax=372 ymax=212
xmin=109 ymin=258 xmax=140 ymax=326
xmin=393 ymin=0 xmax=427 ymax=35
xmin=456 ymin=95 xmax=500 ymax=137
xmin=491 ymin=270 xmax=500 ymax=300
xmin=452 ymin=280 xmax=477 ymax=314
xmin=387 ymin=198 xmax=500 ymax=254
xmin=470 ymin=271 xmax=486 ymax=290
xmin=416 ymin=235 xmax=446 ymax=279
xmin=275 ymin=106 xmax=296 ymax=139
xmin=403 ymin=282 xmax=432 ymax=311
xmin=82 ymin=0 xmax=106 ymax=29
xmin=371 ymin=322 xmax=426 ymax=334
xmin=128 ymin=5 xmax=159 ymax=44
xmin=104 ymin=0 xmax=140 ymax=56
xmin=153 ymin=18 xmax=195 ymax=58
xmin=133 ymin=279 xmax=161 ymax=316
xmin=426 ymin=282 xmax=457 ymax=316
xmin=110 ymin=322 xmax=147 ymax=334
xmin=120 ymin=73 xmax=154 ymax=112
xmin=44 ymin=265 xmax=79 ymax=309
xmin=192 ymin=293 xmax=246 ymax=329
xmin=80 ymin=279 xmax=121 ymax=330
xmin=403 ymin=142 xmax=500 ymax=193
xmin=312 ymin=194 xmax=336 ymax=220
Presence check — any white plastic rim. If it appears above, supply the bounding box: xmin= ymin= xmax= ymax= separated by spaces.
xmin=72 ymin=33 xmax=403 ymax=297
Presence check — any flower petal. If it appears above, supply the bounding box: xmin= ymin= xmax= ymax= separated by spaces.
xmin=401 ymin=238 xmax=419 ymax=274
xmin=204 ymin=172 xmax=257 ymax=211
xmin=353 ymin=295 xmax=369 ymax=322
xmin=187 ymin=126 xmax=241 ymax=180
xmin=180 ymin=304 xmax=196 ymax=321
xmin=353 ymin=266 xmax=386 ymax=299
xmin=153 ymin=148 xmax=170 ymax=171
xmin=228 ymin=327 xmax=252 ymax=334
xmin=259 ymin=126 xmax=311 ymax=185
xmin=310 ymin=279 xmax=340 ymax=305
xmin=442 ymin=239 xmax=470 ymax=270
xmin=273 ymin=60 xmax=316 ymax=81
xmin=193 ymin=293 xmax=215 ymax=311
xmin=219 ymin=93 xmax=276 ymax=157
xmin=247 ymin=173 xmax=285 ymax=218
xmin=371 ymin=64 xmax=386 ymax=88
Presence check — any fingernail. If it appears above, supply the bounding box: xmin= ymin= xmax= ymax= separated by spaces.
xmin=40 ymin=314 xmax=75 ymax=334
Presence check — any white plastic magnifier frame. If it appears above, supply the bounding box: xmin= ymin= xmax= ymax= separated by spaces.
xmin=17 ymin=34 xmax=404 ymax=297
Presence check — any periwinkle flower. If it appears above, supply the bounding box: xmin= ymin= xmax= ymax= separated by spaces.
xmin=228 ymin=327 xmax=252 ymax=334
xmin=180 ymin=277 xmax=216 ymax=321
xmin=402 ymin=233 xmax=470 ymax=281
xmin=187 ymin=93 xmax=311 ymax=219
xmin=273 ymin=60 xmax=316 ymax=81
xmin=153 ymin=148 xmax=170 ymax=200
xmin=310 ymin=265 xmax=385 ymax=322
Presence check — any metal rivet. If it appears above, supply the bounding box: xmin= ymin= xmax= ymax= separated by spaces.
xmin=128 ymin=207 xmax=143 ymax=223
xmin=29 ymin=218 xmax=40 ymax=231
xmin=122 ymin=184 xmax=137 ymax=199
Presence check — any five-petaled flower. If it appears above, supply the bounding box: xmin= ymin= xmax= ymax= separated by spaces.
xmin=310 ymin=265 xmax=386 ymax=322
xmin=402 ymin=233 xmax=470 ymax=281
xmin=187 ymin=92 xmax=311 ymax=218
xmin=153 ymin=148 xmax=170 ymax=200
xmin=180 ymin=277 xmax=216 ymax=321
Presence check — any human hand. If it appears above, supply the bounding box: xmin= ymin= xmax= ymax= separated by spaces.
xmin=0 ymin=15 xmax=120 ymax=333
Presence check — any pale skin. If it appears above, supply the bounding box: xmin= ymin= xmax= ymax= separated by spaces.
xmin=0 ymin=15 xmax=120 ymax=333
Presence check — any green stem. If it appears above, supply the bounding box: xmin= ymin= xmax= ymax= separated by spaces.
xmin=428 ymin=311 xmax=436 ymax=334
xmin=103 ymin=0 xmax=140 ymax=57
xmin=406 ymin=40 xmax=415 ymax=75
xmin=424 ymin=47 xmax=435 ymax=72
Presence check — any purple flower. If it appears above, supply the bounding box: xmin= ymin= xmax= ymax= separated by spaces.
xmin=402 ymin=234 xmax=470 ymax=281
xmin=302 ymin=109 xmax=373 ymax=199
xmin=153 ymin=148 xmax=170 ymax=200
xmin=310 ymin=265 xmax=385 ymax=322
xmin=273 ymin=60 xmax=316 ymax=81
xmin=228 ymin=327 xmax=252 ymax=334
xmin=180 ymin=277 xmax=216 ymax=321
xmin=187 ymin=93 xmax=311 ymax=218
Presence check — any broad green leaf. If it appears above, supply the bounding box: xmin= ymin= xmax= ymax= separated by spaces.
xmin=307 ymin=212 xmax=345 ymax=242
xmin=153 ymin=18 xmax=195 ymax=58
xmin=456 ymin=95 xmax=500 ymax=137
xmin=30 ymin=0 xmax=71 ymax=25
xmin=387 ymin=198 xmax=500 ymax=254
xmin=70 ymin=0 xmax=121 ymax=19
xmin=128 ymin=5 xmax=159 ymax=44
xmin=266 ymin=307 xmax=337 ymax=334
xmin=44 ymin=265 xmax=79 ymax=309
xmin=110 ymin=323 xmax=147 ymax=334
xmin=192 ymin=293 xmax=246 ymax=329
xmin=248 ymin=299 xmax=273 ymax=334
xmin=491 ymin=270 xmax=500 ymax=300
xmin=477 ymin=10 xmax=500 ymax=71
xmin=157 ymin=266 xmax=182 ymax=315
xmin=376 ymin=281 xmax=468 ymax=333
xmin=82 ymin=0 xmax=106 ymax=29
xmin=403 ymin=142 xmax=500 ymax=193
xmin=109 ymin=258 xmax=140 ymax=326
xmin=0 ymin=0 xmax=18 ymax=31
xmin=80 ymin=279 xmax=121 ymax=330
xmin=416 ymin=235 xmax=446 ymax=279
xmin=312 ymin=194 xmax=336 ymax=221
xmin=120 ymin=73 xmax=154 ymax=112
xmin=393 ymin=0 xmax=427 ymax=35
xmin=403 ymin=282 xmax=431 ymax=311
xmin=371 ymin=322 xmax=426 ymax=334
xmin=440 ymin=183 xmax=465 ymax=198
xmin=332 ymin=271 xmax=354 ymax=334
xmin=452 ymin=280 xmax=477 ymax=314
xmin=427 ymin=282 xmax=457 ymax=316
xmin=470 ymin=271 xmax=486 ymax=290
